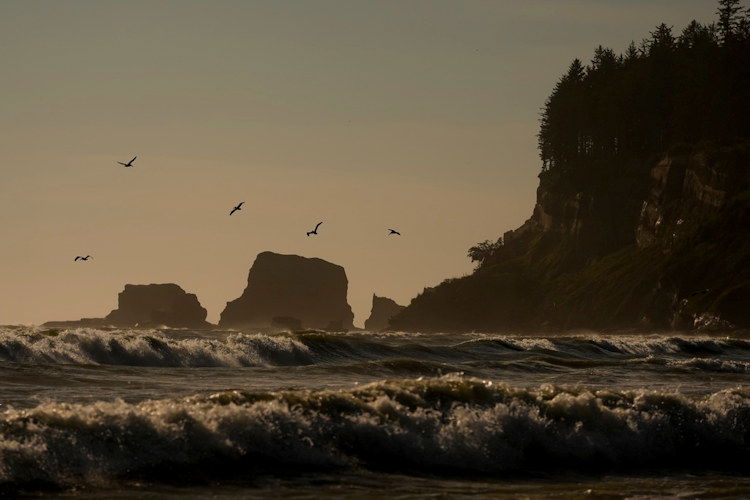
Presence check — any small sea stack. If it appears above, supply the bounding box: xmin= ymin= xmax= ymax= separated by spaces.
xmin=364 ymin=294 xmax=405 ymax=331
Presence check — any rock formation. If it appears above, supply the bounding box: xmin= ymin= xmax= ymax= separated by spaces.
xmin=364 ymin=295 xmax=405 ymax=331
xmin=219 ymin=251 xmax=355 ymax=330
xmin=105 ymin=284 xmax=211 ymax=328
xmin=44 ymin=283 xmax=212 ymax=329
xmin=391 ymin=145 xmax=750 ymax=333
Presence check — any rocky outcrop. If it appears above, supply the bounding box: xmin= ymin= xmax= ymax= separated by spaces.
xmin=105 ymin=284 xmax=211 ymax=328
xmin=364 ymin=295 xmax=405 ymax=331
xmin=392 ymin=143 xmax=750 ymax=332
xmin=44 ymin=283 xmax=212 ymax=329
xmin=219 ymin=252 xmax=355 ymax=330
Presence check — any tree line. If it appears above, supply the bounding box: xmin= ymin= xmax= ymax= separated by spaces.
xmin=537 ymin=0 xmax=750 ymax=173
xmin=469 ymin=0 xmax=750 ymax=267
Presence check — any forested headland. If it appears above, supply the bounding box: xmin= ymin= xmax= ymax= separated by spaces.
xmin=392 ymin=1 xmax=750 ymax=333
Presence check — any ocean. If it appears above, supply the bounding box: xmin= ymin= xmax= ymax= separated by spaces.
xmin=2 ymin=326 xmax=750 ymax=498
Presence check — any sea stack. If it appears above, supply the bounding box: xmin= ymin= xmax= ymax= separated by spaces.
xmin=104 ymin=284 xmax=211 ymax=328
xmin=219 ymin=251 xmax=355 ymax=331
xmin=364 ymin=294 xmax=405 ymax=331
xmin=44 ymin=283 xmax=212 ymax=329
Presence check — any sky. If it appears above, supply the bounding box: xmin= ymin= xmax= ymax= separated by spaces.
xmin=0 ymin=0 xmax=720 ymax=326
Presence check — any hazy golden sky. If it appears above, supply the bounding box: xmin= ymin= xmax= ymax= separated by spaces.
xmin=1 ymin=0 xmax=717 ymax=326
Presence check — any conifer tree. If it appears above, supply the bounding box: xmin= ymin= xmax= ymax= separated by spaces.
xmin=717 ymin=0 xmax=744 ymax=42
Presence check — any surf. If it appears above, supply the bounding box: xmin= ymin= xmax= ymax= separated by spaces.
xmin=2 ymin=375 xmax=750 ymax=492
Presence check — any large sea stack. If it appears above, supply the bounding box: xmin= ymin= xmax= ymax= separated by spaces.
xmin=364 ymin=295 xmax=405 ymax=331
xmin=219 ymin=251 xmax=355 ymax=330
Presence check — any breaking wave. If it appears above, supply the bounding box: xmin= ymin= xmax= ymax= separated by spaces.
xmin=1 ymin=376 xmax=750 ymax=491
xmin=0 ymin=328 xmax=314 ymax=367
xmin=2 ymin=328 xmax=750 ymax=372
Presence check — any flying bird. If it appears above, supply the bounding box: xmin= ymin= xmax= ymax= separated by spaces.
xmin=229 ymin=202 xmax=244 ymax=216
xmin=388 ymin=229 xmax=401 ymax=235
xmin=74 ymin=255 xmax=92 ymax=261
xmin=117 ymin=156 xmax=137 ymax=167
xmin=306 ymin=221 xmax=323 ymax=236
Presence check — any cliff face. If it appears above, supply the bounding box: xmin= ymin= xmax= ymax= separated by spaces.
xmin=105 ymin=284 xmax=211 ymax=328
xmin=364 ymin=295 xmax=405 ymax=331
xmin=219 ymin=251 xmax=355 ymax=330
xmin=635 ymin=152 xmax=744 ymax=248
xmin=392 ymin=143 xmax=750 ymax=332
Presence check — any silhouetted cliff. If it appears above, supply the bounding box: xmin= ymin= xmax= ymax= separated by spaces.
xmin=393 ymin=144 xmax=750 ymax=333
xmin=364 ymin=295 xmax=405 ymax=331
xmin=219 ymin=252 xmax=355 ymax=330
xmin=392 ymin=7 xmax=750 ymax=333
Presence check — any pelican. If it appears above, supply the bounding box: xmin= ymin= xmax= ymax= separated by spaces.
xmin=117 ymin=156 xmax=137 ymax=167
xmin=229 ymin=202 xmax=244 ymax=216
xmin=74 ymin=255 xmax=92 ymax=261
xmin=307 ymin=221 xmax=323 ymax=236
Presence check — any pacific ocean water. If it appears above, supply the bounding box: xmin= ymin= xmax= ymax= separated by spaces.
xmin=2 ymin=325 xmax=750 ymax=498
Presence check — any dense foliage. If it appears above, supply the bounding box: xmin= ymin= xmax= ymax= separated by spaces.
xmin=537 ymin=0 xmax=750 ymax=173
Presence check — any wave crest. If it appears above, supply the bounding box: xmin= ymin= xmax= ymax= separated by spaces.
xmin=0 ymin=328 xmax=312 ymax=367
xmin=3 ymin=328 xmax=750 ymax=374
xmin=2 ymin=376 xmax=750 ymax=490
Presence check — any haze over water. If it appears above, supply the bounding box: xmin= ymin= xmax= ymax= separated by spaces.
xmin=0 ymin=0 xmax=717 ymax=326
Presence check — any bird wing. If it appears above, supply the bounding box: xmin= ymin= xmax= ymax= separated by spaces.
xmin=314 ymin=221 xmax=323 ymax=231
xmin=130 ymin=156 xmax=137 ymax=164
xmin=117 ymin=162 xmax=126 ymax=166
xmin=229 ymin=208 xmax=237 ymax=215
xmin=74 ymin=257 xmax=80 ymax=261
xmin=238 ymin=202 xmax=244 ymax=208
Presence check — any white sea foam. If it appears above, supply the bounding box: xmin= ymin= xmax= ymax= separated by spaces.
xmin=1 ymin=375 xmax=749 ymax=491
xmin=0 ymin=328 xmax=311 ymax=367
xmin=2 ymin=327 xmax=750 ymax=375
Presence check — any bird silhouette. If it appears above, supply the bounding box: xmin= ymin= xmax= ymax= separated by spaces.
xmin=229 ymin=201 xmax=244 ymax=216
xmin=74 ymin=255 xmax=92 ymax=261
xmin=388 ymin=229 xmax=401 ymax=235
xmin=307 ymin=221 xmax=323 ymax=236
xmin=117 ymin=156 xmax=137 ymax=167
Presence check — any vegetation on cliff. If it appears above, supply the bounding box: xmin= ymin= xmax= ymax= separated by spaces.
xmin=391 ymin=1 xmax=750 ymax=332
xmin=538 ymin=0 xmax=750 ymax=173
